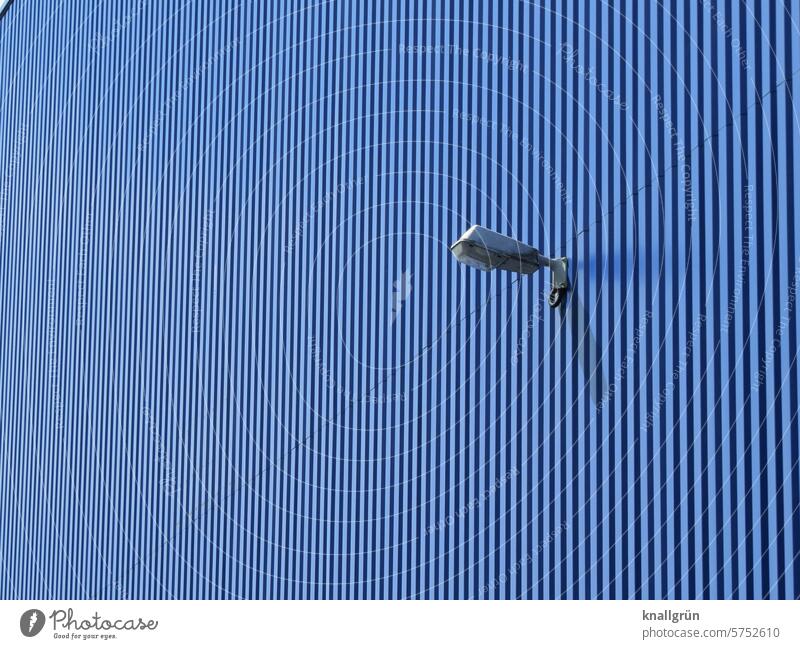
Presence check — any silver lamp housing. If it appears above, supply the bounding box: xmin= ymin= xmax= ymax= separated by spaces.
xmin=449 ymin=225 xmax=569 ymax=307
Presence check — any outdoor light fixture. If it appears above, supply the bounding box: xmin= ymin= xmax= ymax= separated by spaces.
xmin=450 ymin=225 xmax=569 ymax=307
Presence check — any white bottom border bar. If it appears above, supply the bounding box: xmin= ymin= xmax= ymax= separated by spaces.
xmin=1 ymin=600 xmax=798 ymax=648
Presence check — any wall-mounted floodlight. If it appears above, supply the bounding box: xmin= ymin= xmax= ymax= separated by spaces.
xmin=450 ymin=225 xmax=569 ymax=307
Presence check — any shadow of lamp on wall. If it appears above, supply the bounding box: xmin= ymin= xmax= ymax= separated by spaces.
xmin=450 ymin=225 xmax=608 ymax=406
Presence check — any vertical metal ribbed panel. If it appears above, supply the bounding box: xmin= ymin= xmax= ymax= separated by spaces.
xmin=0 ymin=0 xmax=798 ymax=599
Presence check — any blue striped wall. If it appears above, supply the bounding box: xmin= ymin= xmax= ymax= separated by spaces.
xmin=0 ymin=0 xmax=798 ymax=599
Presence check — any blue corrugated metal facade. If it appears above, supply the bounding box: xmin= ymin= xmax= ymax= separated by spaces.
xmin=1 ymin=0 xmax=799 ymax=599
